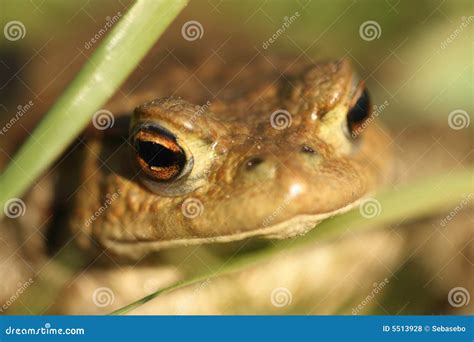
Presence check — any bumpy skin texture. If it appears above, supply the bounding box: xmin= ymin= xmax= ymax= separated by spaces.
xmin=71 ymin=57 xmax=392 ymax=259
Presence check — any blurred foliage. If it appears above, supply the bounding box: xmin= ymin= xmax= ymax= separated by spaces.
xmin=1 ymin=0 xmax=472 ymax=125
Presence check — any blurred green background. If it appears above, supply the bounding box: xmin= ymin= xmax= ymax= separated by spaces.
xmin=1 ymin=0 xmax=472 ymax=129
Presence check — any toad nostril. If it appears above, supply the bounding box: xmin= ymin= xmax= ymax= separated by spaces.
xmin=301 ymin=145 xmax=316 ymax=154
xmin=239 ymin=156 xmax=276 ymax=180
xmin=245 ymin=157 xmax=264 ymax=171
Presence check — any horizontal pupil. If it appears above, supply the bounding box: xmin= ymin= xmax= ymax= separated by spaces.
xmin=136 ymin=140 xmax=184 ymax=170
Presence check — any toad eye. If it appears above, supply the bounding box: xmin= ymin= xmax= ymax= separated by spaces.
xmin=346 ymin=85 xmax=371 ymax=139
xmin=133 ymin=124 xmax=193 ymax=181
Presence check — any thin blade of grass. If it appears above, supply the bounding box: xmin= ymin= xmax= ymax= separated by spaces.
xmin=0 ymin=0 xmax=188 ymax=213
xmin=111 ymin=168 xmax=473 ymax=315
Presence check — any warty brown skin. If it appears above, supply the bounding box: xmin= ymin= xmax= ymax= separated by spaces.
xmin=70 ymin=57 xmax=393 ymax=259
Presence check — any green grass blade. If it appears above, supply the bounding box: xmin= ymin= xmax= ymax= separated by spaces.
xmin=111 ymin=168 xmax=473 ymax=315
xmin=0 ymin=0 xmax=188 ymax=213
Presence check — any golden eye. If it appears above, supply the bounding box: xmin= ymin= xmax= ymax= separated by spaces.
xmin=133 ymin=125 xmax=189 ymax=181
xmin=347 ymin=83 xmax=371 ymax=139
